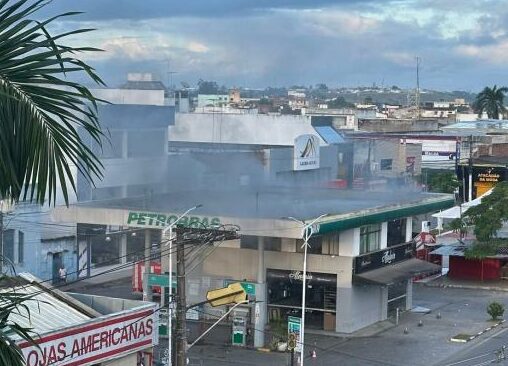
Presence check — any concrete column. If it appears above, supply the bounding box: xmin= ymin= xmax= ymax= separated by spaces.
xmin=380 ymin=222 xmax=388 ymax=249
xmin=405 ymin=279 xmax=413 ymax=310
xmin=143 ymin=229 xmax=152 ymax=302
xmin=405 ymin=217 xmax=413 ymax=242
xmin=254 ymin=237 xmax=266 ymax=348
xmin=380 ymin=286 xmax=388 ymax=321
xmin=120 ymin=233 xmax=127 ymax=264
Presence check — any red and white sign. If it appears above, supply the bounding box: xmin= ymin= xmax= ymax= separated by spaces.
xmin=19 ymin=306 xmax=158 ymax=366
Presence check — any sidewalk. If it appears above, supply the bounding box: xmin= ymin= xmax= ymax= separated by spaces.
xmin=423 ymin=275 xmax=508 ymax=292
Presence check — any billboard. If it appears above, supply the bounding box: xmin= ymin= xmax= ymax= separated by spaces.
xmin=294 ymin=134 xmax=320 ymax=171
xmin=19 ymin=306 xmax=158 ymax=366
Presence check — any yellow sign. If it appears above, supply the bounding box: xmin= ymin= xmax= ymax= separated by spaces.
xmin=206 ymin=283 xmax=247 ymax=307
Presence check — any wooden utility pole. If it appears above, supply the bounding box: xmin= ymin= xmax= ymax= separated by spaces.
xmin=176 ymin=237 xmax=187 ymax=366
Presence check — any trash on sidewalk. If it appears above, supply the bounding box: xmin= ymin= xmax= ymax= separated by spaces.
xmin=411 ymin=306 xmax=431 ymax=313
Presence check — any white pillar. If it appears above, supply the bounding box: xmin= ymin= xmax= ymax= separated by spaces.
xmin=380 ymin=286 xmax=388 ymax=321
xmin=405 ymin=279 xmax=413 ymax=311
xmin=380 ymin=222 xmax=388 ymax=249
xmin=143 ymin=229 xmax=152 ymax=302
xmin=405 ymin=217 xmax=413 ymax=242
xmin=120 ymin=233 xmax=127 ymax=264
xmin=254 ymin=237 xmax=266 ymax=348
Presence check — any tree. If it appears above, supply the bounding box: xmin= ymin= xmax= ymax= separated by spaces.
xmin=327 ymin=96 xmax=354 ymax=109
xmin=0 ymin=0 xmax=105 ymax=206
xmin=426 ymin=170 xmax=460 ymax=193
xmin=0 ymin=1 xmax=105 ymax=364
xmin=487 ymin=301 xmax=505 ymax=320
xmin=474 ymin=85 xmax=508 ymax=119
xmin=197 ymin=80 xmax=219 ymax=94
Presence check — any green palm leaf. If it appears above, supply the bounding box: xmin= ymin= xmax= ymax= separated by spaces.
xmin=0 ymin=0 xmax=105 ymax=205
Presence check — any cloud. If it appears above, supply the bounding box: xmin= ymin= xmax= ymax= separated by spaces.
xmin=36 ymin=0 xmax=508 ymax=91
xmin=455 ymin=39 xmax=508 ymax=64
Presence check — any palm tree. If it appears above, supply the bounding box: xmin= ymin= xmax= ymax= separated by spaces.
xmin=0 ymin=0 xmax=105 ymax=206
xmin=0 ymin=1 xmax=105 ymax=364
xmin=474 ymin=85 xmax=508 ymax=119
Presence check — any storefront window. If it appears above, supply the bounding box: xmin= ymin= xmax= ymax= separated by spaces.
xmin=240 ymin=235 xmax=281 ymax=251
xmin=360 ymin=224 xmax=381 ymax=254
xmin=297 ymin=236 xmax=323 ymax=254
xmin=387 ymin=219 xmax=407 ymax=247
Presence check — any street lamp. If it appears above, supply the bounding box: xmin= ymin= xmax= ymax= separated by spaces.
xmin=162 ymin=204 xmax=202 ymax=366
xmin=285 ymin=214 xmax=328 ymax=366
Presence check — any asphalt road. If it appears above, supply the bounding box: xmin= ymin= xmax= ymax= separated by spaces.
xmin=64 ymin=276 xmax=508 ymax=366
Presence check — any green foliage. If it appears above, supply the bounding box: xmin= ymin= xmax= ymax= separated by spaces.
xmin=474 ymin=85 xmax=508 ymax=119
xmin=447 ymin=218 xmax=468 ymax=237
xmin=487 ymin=301 xmax=505 ymax=320
xmin=465 ymin=182 xmax=508 ymax=242
xmin=464 ymin=242 xmax=497 ymax=259
xmin=197 ymin=79 xmax=219 ymax=94
xmin=269 ymin=319 xmax=287 ymax=350
xmin=426 ymin=170 xmax=460 ymax=193
xmin=0 ymin=275 xmax=39 ymax=366
xmin=327 ymin=96 xmax=354 ymax=109
xmin=0 ymin=0 xmax=105 ymax=205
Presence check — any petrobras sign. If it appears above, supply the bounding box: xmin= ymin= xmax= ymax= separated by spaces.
xmin=294 ymin=134 xmax=320 ymax=171
xmin=19 ymin=305 xmax=158 ymax=366
xmin=126 ymin=211 xmax=221 ymax=229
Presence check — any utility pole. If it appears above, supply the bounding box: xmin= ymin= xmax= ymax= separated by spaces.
xmin=416 ymin=56 xmax=421 ymax=119
xmin=468 ymin=135 xmax=473 ymax=201
xmin=176 ymin=233 xmax=187 ymax=366
xmin=0 ymin=206 xmax=3 ymax=274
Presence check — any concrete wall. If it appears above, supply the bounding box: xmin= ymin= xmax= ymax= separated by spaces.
xmin=93 ymin=88 xmax=165 ymax=106
xmin=170 ymin=113 xmax=325 ymax=146
xmin=4 ymin=204 xmax=77 ymax=282
xmin=358 ymin=118 xmax=438 ymax=132
xmin=336 ymin=284 xmax=384 ymax=333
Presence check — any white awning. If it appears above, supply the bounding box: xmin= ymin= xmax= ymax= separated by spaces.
xmin=432 ymin=189 xmax=493 ymax=219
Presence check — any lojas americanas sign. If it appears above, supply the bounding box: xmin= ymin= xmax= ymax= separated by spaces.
xmin=19 ymin=306 xmax=158 ymax=366
xmin=354 ymin=242 xmax=414 ymax=274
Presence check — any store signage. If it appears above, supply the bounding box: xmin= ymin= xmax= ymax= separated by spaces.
xmin=127 ymin=211 xmax=220 ymax=228
xmin=473 ymin=167 xmax=503 ymax=183
xmin=287 ymin=316 xmax=302 ymax=353
xmin=289 ymin=270 xmax=313 ymax=282
xmin=294 ymin=134 xmax=320 ymax=171
xmin=19 ymin=307 xmax=158 ymax=366
xmin=354 ymin=242 xmax=414 ymax=274
xmin=267 ymin=269 xmax=336 ymax=285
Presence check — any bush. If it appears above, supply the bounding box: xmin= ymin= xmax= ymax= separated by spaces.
xmin=487 ymin=301 xmax=505 ymax=320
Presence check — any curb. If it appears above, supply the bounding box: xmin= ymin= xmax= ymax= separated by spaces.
xmin=423 ymin=282 xmax=508 ymax=292
xmin=450 ymin=320 xmax=505 ymax=343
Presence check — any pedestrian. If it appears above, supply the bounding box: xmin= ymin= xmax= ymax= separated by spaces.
xmin=59 ymin=265 xmax=67 ymax=284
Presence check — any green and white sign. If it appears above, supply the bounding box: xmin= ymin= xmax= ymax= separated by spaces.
xmin=127 ymin=211 xmax=221 ymax=228
xmin=288 ymin=316 xmax=302 ymax=353
xmin=223 ymin=280 xmax=256 ymax=295
xmin=147 ymin=274 xmax=176 ymax=287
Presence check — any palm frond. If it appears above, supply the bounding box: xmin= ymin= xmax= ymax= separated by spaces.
xmin=0 ymin=0 xmax=105 ymax=205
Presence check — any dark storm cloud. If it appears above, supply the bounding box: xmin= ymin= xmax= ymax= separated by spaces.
xmin=39 ymin=0 xmax=379 ymax=20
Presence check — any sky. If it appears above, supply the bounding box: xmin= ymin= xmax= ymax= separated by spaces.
xmin=37 ymin=0 xmax=508 ymax=91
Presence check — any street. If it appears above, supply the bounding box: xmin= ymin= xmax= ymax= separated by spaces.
xmin=64 ymin=275 xmax=508 ymax=366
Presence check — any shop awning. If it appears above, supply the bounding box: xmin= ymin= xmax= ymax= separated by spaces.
xmin=353 ymin=258 xmax=441 ymax=286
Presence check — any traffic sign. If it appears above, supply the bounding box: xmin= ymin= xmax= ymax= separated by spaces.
xmin=206 ymin=282 xmax=247 ymax=307
xmin=288 ymin=316 xmax=302 ymax=353
xmin=223 ymin=279 xmax=256 ymax=295
xmin=147 ymin=274 xmax=176 ymax=287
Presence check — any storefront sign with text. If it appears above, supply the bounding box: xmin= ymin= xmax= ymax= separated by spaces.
xmin=127 ymin=211 xmax=221 ymax=228
xmin=19 ymin=307 xmax=158 ymax=366
xmin=354 ymin=242 xmax=414 ymax=274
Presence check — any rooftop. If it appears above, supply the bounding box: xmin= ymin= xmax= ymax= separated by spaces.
xmin=62 ymin=187 xmax=454 ymax=236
